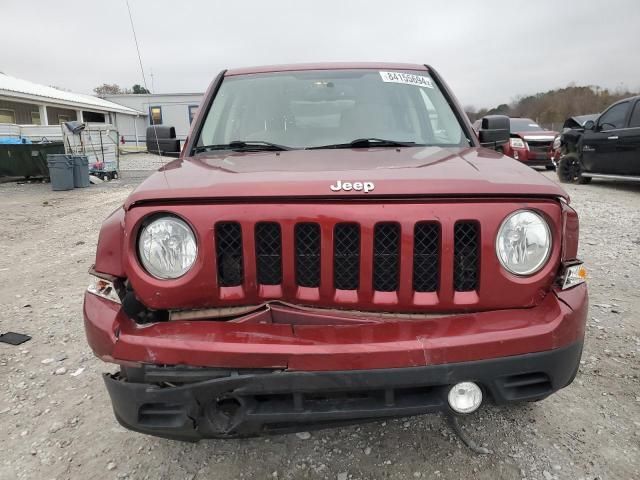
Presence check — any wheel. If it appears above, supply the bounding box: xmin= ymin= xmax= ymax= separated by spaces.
xmin=545 ymin=165 xmax=555 ymax=171
xmin=112 ymin=172 xmax=119 ymax=180
xmin=101 ymin=173 xmax=110 ymax=182
xmin=557 ymin=153 xmax=587 ymax=184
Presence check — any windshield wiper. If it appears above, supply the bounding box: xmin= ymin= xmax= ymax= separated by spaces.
xmin=308 ymin=138 xmax=418 ymax=150
xmin=194 ymin=140 xmax=292 ymax=153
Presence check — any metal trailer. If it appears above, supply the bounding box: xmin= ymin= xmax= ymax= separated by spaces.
xmin=62 ymin=122 xmax=120 ymax=181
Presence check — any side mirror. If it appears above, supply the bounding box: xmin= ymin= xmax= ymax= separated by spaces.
xmin=583 ymin=120 xmax=595 ymax=131
xmin=478 ymin=115 xmax=510 ymax=149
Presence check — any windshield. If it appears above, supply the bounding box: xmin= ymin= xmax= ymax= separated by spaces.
xmin=196 ymin=70 xmax=469 ymax=150
xmin=509 ymin=118 xmax=544 ymax=132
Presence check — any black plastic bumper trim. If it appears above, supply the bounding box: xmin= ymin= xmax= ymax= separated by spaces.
xmin=103 ymin=341 xmax=583 ymax=441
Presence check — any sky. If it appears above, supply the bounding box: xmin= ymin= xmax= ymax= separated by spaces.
xmin=1 ymin=0 xmax=639 ymax=109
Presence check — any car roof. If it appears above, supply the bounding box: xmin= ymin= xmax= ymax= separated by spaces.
xmin=225 ymin=62 xmax=429 ymax=76
xmin=610 ymin=95 xmax=640 ymax=106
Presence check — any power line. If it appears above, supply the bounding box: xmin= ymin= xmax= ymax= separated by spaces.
xmin=125 ymin=0 xmax=161 ymax=157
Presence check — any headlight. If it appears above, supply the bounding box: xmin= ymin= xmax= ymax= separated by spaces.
xmin=496 ymin=210 xmax=551 ymax=276
xmin=138 ymin=216 xmax=197 ymax=279
xmin=509 ymin=137 xmax=527 ymax=149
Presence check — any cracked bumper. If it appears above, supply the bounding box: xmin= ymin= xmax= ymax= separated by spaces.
xmin=104 ymin=340 xmax=584 ymax=440
xmin=83 ymin=284 xmax=587 ymax=371
xmin=85 ymin=285 xmax=587 ymax=440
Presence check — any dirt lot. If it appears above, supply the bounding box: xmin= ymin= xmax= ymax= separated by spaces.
xmin=1 ymin=160 xmax=639 ymax=480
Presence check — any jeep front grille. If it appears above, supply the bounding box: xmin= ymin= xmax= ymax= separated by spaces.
xmin=453 ymin=222 xmax=480 ymax=292
xmin=213 ymin=219 xmax=481 ymax=295
xmin=295 ymin=223 xmax=321 ymax=288
xmin=215 ymin=222 xmax=243 ymax=287
xmin=333 ymin=223 xmax=360 ymax=290
xmin=413 ymin=222 xmax=440 ymax=292
xmin=255 ymin=222 xmax=282 ymax=285
xmin=373 ymin=223 xmax=400 ymax=292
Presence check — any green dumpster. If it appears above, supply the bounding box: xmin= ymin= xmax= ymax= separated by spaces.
xmin=0 ymin=142 xmax=65 ymax=178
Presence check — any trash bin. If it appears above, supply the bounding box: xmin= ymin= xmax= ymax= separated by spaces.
xmin=71 ymin=155 xmax=90 ymax=188
xmin=46 ymin=155 xmax=74 ymax=191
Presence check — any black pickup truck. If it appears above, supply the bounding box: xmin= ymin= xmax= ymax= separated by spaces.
xmin=557 ymin=95 xmax=640 ymax=184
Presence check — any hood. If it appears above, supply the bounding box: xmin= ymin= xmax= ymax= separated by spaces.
xmin=563 ymin=114 xmax=599 ymax=130
xmin=124 ymin=146 xmax=568 ymax=209
xmin=514 ymin=130 xmax=557 ymax=141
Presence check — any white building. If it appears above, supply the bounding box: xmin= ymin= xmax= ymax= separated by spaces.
xmin=0 ymin=72 xmax=143 ymax=138
xmin=104 ymin=93 xmax=204 ymax=145
xmin=0 ymin=72 xmax=204 ymax=148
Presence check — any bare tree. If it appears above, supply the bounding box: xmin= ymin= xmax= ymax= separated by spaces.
xmin=476 ymin=85 xmax=639 ymax=129
xmin=93 ymin=84 xmax=123 ymax=97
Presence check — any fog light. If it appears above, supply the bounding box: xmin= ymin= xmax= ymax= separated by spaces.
xmin=448 ymin=382 xmax=482 ymax=414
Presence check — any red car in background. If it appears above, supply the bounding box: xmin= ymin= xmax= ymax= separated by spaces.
xmin=474 ymin=118 xmax=557 ymax=169
xmin=503 ymin=118 xmax=557 ymax=169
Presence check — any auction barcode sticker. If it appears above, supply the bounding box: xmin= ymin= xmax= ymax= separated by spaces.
xmin=379 ymin=71 xmax=434 ymax=88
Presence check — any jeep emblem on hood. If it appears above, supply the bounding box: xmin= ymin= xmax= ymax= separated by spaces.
xmin=330 ymin=180 xmax=375 ymax=193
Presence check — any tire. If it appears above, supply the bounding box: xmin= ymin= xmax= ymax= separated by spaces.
xmin=545 ymin=165 xmax=556 ymax=171
xmin=101 ymin=173 xmax=110 ymax=182
xmin=527 ymin=396 xmax=549 ymax=403
xmin=577 ymin=175 xmax=592 ymax=185
xmin=112 ymin=172 xmax=119 ymax=180
xmin=557 ymin=153 xmax=585 ymax=184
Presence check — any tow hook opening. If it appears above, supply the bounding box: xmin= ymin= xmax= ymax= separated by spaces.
xmin=208 ymin=397 xmax=244 ymax=434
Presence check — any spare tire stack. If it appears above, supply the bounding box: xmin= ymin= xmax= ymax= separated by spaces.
xmin=146 ymin=126 xmax=180 ymax=156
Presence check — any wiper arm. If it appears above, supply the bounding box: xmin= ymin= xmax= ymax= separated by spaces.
xmin=308 ymin=138 xmax=417 ymax=150
xmin=194 ymin=140 xmax=292 ymax=153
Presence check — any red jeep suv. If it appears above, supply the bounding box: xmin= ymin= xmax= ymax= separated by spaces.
xmin=84 ymin=63 xmax=588 ymax=441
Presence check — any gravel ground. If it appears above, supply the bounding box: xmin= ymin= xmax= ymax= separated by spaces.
xmin=117 ymin=153 xmax=174 ymax=172
xmin=0 ymin=161 xmax=639 ymax=480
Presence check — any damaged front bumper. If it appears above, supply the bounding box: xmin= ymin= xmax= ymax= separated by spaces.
xmin=84 ymin=284 xmax=587 ymax=440
xmin=104 ymin=340 xmax=583 ymax=441
xmin=83 ymin=284 xmax=587 ymax=371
